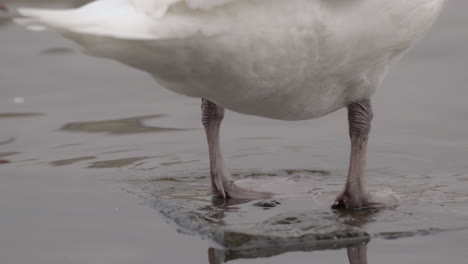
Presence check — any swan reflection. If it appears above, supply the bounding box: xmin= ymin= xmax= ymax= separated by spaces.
xmin=204 ymin=198 xmax=375 ymax=264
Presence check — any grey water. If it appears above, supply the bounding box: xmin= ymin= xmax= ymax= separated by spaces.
xmin=1 ymin=1 xmax=468 ymax=263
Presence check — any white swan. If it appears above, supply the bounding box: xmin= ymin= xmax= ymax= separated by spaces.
xmin=15 ymin=0 xmax=447 ymax=208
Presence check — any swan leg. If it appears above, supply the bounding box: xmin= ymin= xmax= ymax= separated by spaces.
xmin=333 ymin=99 xmax=397 ymax=209
xmin=201 ymin=99 xmax=272 ymax=200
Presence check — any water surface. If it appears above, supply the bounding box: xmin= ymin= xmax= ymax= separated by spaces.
xmin=1 ymin=1 xmax=468 ymax=263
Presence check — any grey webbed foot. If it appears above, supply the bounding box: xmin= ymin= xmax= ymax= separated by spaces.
xmin=211 ymin=178 xmax=273 ymax=200
xmin=333 ymin=191 xmax=398 ymax=209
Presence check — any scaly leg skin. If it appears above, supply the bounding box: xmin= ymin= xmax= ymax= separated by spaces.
xmin=202 ymin=99 xmax=273 ymax=200
xmin=333 ymin=99 xmax=397 ymax=209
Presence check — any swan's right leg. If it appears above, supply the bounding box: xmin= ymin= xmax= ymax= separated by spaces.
xmin=201 ymin=99 xmax=272 ymax=200
xmin=333 ymin=99 xmax=397 ymax=209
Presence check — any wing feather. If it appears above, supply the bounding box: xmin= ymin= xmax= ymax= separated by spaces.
xmin=16 ymin=0 xmax=241 ymax=39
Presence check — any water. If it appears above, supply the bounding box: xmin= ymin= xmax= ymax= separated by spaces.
xmin=1 ymin=1 xmax=468 ymax=263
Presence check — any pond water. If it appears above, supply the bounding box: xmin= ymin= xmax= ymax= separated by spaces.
xmin=1 ymin=1 xmax=467 ymax=263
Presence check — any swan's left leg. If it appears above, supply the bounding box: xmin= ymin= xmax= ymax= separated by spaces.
xmin=334 ymin=99 xmax=397 ymax=209
xmin=202 ymin=99 xmax=272 ymax=200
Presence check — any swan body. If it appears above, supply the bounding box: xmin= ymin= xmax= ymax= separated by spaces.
xmin=17 ymin=0 xmax=446 ymax=120
xmin=16 ymin=0 xmax=447 ymax=207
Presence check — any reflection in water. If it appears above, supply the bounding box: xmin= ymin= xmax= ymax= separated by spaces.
xmin=205 ymin=198 xmax=372 ymax=264
xmin=208 ymin=248 xmax=223 ymax=264
xmin=208 ymin=241 xmax=370 ymax=263
xmin=124 ymin=169 xmax=468 ymax=263
xmin=61 ymin=115 xmax=187 ymax=135
xmin=208 ymin=242 xmax=369 ymax=264
xmin=1 ymin=2 xmax=466 ymax=262
xmin=347 ymin=246 xmax=368 ymax=264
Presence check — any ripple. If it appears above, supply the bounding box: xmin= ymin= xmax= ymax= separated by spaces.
xmin=160 ymin=160 xmax=200 ymax=167
xmin=0 ymin=152 xmax=19 ymax=158
xmin=50 ymin=156 xmax=96 ymax=166
xmin=54 ymin=143 xmax=81 ymax=148
xmin=125 ymin=169 xmax=468 ymax=255
xmin=0 ymin=137 xmax=16 ymax=145
xmin=88 ymin=155 xmax=168 ymax=168
xmin=88 ymin=157 xmax=152 ymax=169
xmin=284 ymin=169 xmax=331 ymax=176
xmin=40 ymin=47 xmax=75 ymax=55
xmin=0 ymin=152 xmax=18 ymax=165
xmin=99 ymin=149 xmax=141 ymax=155
xmin=0 ymin=113 xmax=44 ymax=118
xmin=61 ymin=115 xmax=188 ymax=135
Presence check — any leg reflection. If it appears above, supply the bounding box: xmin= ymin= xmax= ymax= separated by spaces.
xmin=208 ymin=247 xmax=224 ymax=264
xmin=347 ymin=245 xmax=368 ymax=264
xmin=206 ymin=189 xmax=373 ymax=264
xmin=208 ymin=244 xmax=369 ymax=264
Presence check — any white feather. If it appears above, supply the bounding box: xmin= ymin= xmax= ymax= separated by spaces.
xmin=15 ymin=0 xmax=447 ymax=120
